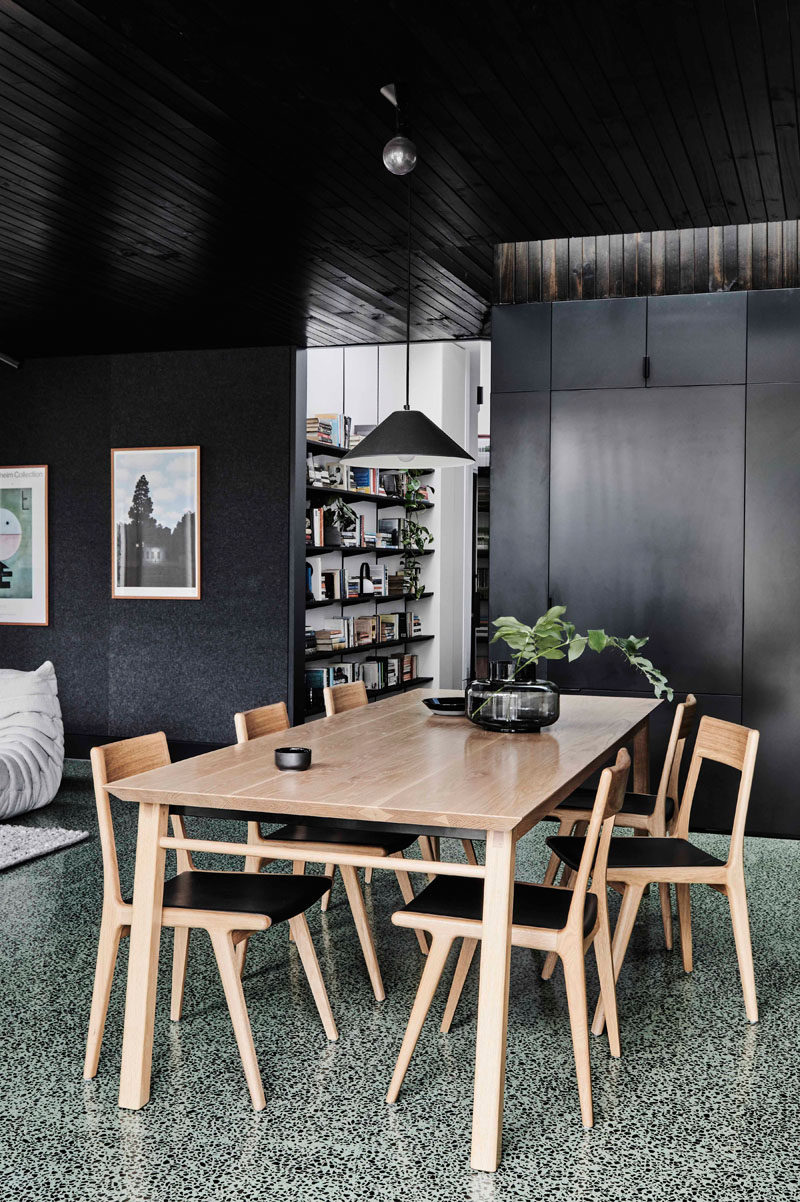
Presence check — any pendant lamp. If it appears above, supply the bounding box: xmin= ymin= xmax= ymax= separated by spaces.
xmin=342 ymin=87 xmax=474 ymax=471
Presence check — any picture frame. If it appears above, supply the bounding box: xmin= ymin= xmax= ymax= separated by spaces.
xmin=0 ymin=464 xmax=48 ymax=625
xmin=111 ymin=446 xmax=201 ymax=600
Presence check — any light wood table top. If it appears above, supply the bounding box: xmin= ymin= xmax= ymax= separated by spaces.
xmin=108 ymin=689 xmax=660 ymax=835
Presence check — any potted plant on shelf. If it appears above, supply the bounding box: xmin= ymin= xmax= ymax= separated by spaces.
xmin=322 ymin=496 xmax=358 ymax=546
xmin=466 ymin=606 xmax=672 ymax=732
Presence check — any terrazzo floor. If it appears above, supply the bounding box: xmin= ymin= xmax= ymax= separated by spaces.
xmin=2 ymin=761 xmax=799 ymax=1202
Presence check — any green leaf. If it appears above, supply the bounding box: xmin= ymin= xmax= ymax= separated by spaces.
xmin=540 ymin=648 xmax=565 ymax=660
xmin=568 ymin=636 xmax=588 ymax=662
xmin=587 ymin=628 xmax=608 ymax=652
xmin=545 ymin=605 xmax=567 ymax=620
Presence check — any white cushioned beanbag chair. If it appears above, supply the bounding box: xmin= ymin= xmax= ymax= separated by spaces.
xmin=0 ymin=661 xmax=64 ymax=819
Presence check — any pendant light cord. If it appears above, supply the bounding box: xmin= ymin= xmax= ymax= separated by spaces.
xmin=404 ymin=175 xmax=412 ymax=411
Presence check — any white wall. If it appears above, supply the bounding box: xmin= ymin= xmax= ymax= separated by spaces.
xmin=304 ymin=340 xmax=489 ymax=690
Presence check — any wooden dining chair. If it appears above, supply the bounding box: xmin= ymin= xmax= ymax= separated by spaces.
xmin=542 ymin=695 xmax=697 ymax=950
xmin=546 ymin=716 xmax=760 ymax=1033
xmin=83 ymin=732 xmax=338 ymax=1110
xmin=324 ymin=681 xmax=478 ymax=878
xmin=233 ymin=701 xmax=428 ymax=999
xmin=385 ymin=748 xmax=631 ymax=1128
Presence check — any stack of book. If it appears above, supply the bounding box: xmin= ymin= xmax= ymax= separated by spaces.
xmin=388 ymin=572 xmax=405 ymax=597
xmin=379 ymin=613 xmax=400 ymax=642
xmin=307 ymin=413 xmax=351 ymax=448
xmin=313 ymin=620 xmax=349 ymax=651
xmin=360 ymin=653 xmax=419 ymax=692
xmin=350 ymin=467 xmax=384 ymax=495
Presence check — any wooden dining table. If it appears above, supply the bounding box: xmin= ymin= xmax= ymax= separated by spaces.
xmin=107 ymin=687 xmax=660 ymax=1171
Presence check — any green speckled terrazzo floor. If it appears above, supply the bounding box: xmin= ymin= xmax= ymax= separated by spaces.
xmin=2 ymin=761 xmax=800 ymax=1202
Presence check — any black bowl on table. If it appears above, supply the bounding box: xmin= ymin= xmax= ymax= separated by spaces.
xmin=422 ymin=696 xmax=466 ymax=717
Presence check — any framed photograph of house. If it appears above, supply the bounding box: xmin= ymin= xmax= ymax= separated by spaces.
xmin=0 ymin=465 xmax=48 ymax=625
xmin=111 ymin=447 xmax=201 ymax=600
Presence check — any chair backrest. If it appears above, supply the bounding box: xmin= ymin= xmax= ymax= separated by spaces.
xmin=90 ymin=732 xmax=171 ymax=906
xmin=234 ymin=701 xmax=290 ymax=744
xmin=567 ymin=748 xmax=630 ymax=935
xmin=651 ymin=693 xmax=697 ymax=827
xmin=323 ymin=680 xmax=368 ymax=717
xmin=673 ymin=715 xmax=759 ymax=868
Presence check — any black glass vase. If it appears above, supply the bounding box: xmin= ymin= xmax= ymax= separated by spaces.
xmin=466 ymin=662 xmax=560 ymax=733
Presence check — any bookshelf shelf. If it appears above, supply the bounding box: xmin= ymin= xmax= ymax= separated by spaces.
xmin=305 ymin=676 xmax=435 ymax=718
xmin=306 ymin=440 xmax=349 ymax=458
xmin=305 ymin=545 xmax=434 ymax=559
xmin=305 ymin=634 xmax=434 ymax=663
xmin=307 ymin=484 xmax=433 ymax=510
xmin=306 ymin=590 xmax=434 ymax=610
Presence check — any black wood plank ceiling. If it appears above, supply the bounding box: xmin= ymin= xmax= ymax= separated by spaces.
xmin=3 ymin=0 xmax=800 ymax=356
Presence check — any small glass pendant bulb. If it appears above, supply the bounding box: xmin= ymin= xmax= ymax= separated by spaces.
xmin=383 ymin=135 xmax=417 ymax=176
xmin=397 ymin=453 xmax=416 ymax=463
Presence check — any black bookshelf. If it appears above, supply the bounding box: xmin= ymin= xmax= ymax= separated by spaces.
xmin=303 ymin=441 xmax=436 ymax=723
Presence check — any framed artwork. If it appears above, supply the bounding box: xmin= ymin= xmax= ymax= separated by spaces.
xmin=111 ymin=446 xmax=200 ymax=600
xmin=0 ymin=465 xmax=48 ymax=625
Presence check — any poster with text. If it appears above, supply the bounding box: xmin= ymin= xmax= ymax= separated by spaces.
xmin=0 ymin=465 xmax=48 ymax=625
xmin=112 ymin=447 xmax=200 ymax=599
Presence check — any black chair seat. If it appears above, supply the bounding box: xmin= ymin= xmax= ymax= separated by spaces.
xmin=398 ymin=874 xmax=598 ymax=937
xmin=546 ymin=835 xmax=726 ymax=875
xmin=155 ymin=870 xmax=332 ymax=925
xmin=553 ymin=788 xmax=675 ymax=824
xmin=264 ymin=822 xmax=415 ymax=856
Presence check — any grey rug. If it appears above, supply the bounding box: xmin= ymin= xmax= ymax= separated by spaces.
xmin=0 ymin=823 xmax=89 ymax=871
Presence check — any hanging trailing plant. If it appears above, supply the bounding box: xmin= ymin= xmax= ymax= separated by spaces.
xmin=400 ymin=472 xmax=434 ymax=598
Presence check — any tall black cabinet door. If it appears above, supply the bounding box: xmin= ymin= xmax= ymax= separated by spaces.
xmin=491 ymin=304 xmax=551 ymax=393
xmin=548 ymin=386 xmax=745 ymax=695
xmin=743 ymin=384 xmax=800 ymax=837
xmin=489 ymin=392 xmax=550 ymax=642
xmin=646 ymin=293 xmax=747 ymax=386
xmin=747 ymin=289 xmax=800 ymax=383
xmin=552 ymin=298 xmax=646 ymax=390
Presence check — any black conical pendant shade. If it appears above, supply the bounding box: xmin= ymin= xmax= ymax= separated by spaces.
xmin=341 ymin=407 xmax=474 ymax=469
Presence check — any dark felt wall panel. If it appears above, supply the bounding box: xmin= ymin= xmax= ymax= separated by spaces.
xmin=0 ymin=347 xmax=294 ymax=745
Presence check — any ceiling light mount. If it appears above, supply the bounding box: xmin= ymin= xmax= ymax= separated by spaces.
xmin=381 ymin=81 xmax=417 ymax=177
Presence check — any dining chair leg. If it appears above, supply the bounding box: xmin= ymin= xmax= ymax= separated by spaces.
xmin=441 ymin=937 xmax=478 ymax=1033
xmin=320 ymin=863 xmax=335 ymax=912
xmin=561 ymin=944 xmax=594 ymax=1128
xmin=209 ymin=929 xmax=266 ymax=1112
xmin=364 ymin=866 xmax=373 ymax=884
xmin=170 ymin=927 xmax=190 ymax=1020
xmin=659 ymin=883 xmax=673 ymax=951
xmin=591 ymin=883 xmax=646 ymax=1036
xmin=676 ymin=883 xmax=693 ymax=973
xmin=592 ymin=926 xmax=620 ymax=1058
xmin=418 ymin=835 xmax=436 ymax=882
xmin=83 ymin=911 xmax=124 ymax=1079
xmin=542 ymin=821 xmax=571 ymax=887
xmin=340 ymin=864 xmax=385 ymax=1002
xmin=727 ymin=873 xmax=758 ymax=1023
xmin=462 ymin=839 xmax=478 ymax=865
xmin=235 ymin=935 xmax=249 ymax=976
xmin=541 ymin=948 xmax=559 ymax=980
xmin=392 ymin=852 xmax=429 ymax=954
xmin=288 ymin=913 xmax=339 ymax=1040
xmin=244 ymin=821 xmax=263 ymax=874
xmin=386 ymin=934 xmax=454 ymax=1104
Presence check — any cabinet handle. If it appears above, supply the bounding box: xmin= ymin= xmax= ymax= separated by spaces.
xmin=643 ymin=355 xmax=651 ymax=380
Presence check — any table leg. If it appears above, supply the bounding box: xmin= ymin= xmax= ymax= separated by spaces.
xmin=118 ymin=801 xmax=168 ymax=1110
xmin=471 ymin=827 xmax=515 ymax=1172
xmin=632 ymin=720 xmax=650 ymax=794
